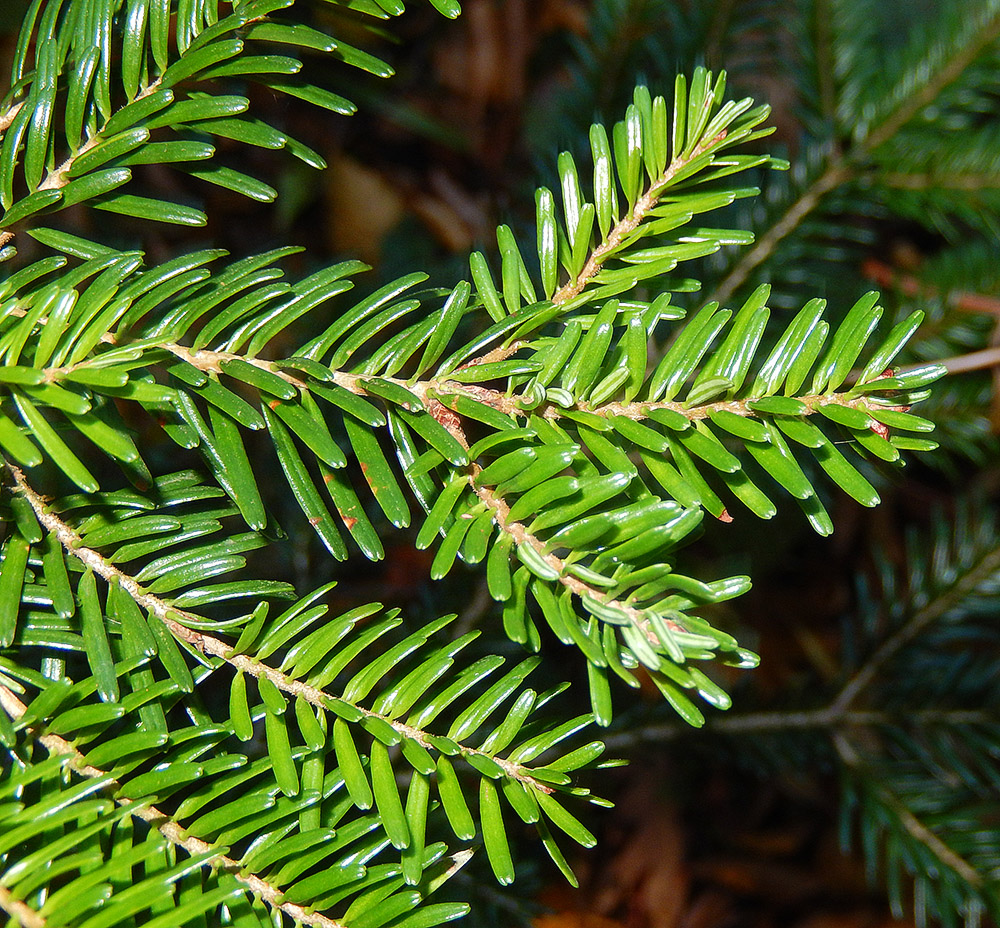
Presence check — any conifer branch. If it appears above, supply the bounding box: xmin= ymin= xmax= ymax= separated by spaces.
xmin=551 ymin=130 xmax=729 ymax=305
xmin=6 ymin=464 xmax=556 ymax=793
xmin=0 ymin=1 xmax=961 ymax=913
xmin=0 ymin=684 xmax=348 ymax=928
xmin=832 ymin=732 xmax=984 ymax=888
xmin=24 ymin=0 xmax=278 ymax=199
xmin=164 ymin=341 xmax=888 ymax=427
xmin=829 ymin=541 xmax=1000 ymax=715
xmin=36 ymin=124 xmax=141 ymax=193
xmin=708 ymin=8 xmax=1000 ymax=307
xmin=471 ymin=476 xmax=682 ymax=647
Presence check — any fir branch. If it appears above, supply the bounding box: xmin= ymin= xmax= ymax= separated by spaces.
xmin=472 ymin=475 xmax=683 ymax=647
xmin=24 ymin=1 xmax=281 ymax=197
xmin=708 ymin=8 xmax=1000 ymax=307
xmin=165 ymin=340 xmax=892 ymax=427
xmin=7 ymin=464 xmax=556 ymax=794
xmin=829 ymin=539 xmax=1000 ymax=715
xmin=833 ymin=732 xmax=984 ymax=889
xmin=34 ymin=111 xmax=149 ymax=193
xmin=0 ymin=684 xmax=347 ymax=928
xmin=564 ymin=390 xmax=885 ymax=423
xmin=551 ymin=128 xmax=731 ymax=305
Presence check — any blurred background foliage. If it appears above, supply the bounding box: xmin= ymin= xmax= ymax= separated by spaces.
xmin=4 ymin=1 xmax=1000 ymax=926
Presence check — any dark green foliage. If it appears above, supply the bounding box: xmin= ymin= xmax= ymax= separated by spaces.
xmin=835 ymin=503 xmax=1000 ymax=928
xmin=0 ymin=1 xmax=966 ymax=927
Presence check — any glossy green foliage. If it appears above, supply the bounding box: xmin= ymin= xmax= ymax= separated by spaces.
xmin=0 ymin=747 xmax=470 ymax=928
xmin=0 ymin=206 xmax=942 ymax=740
xmin=532 ymin=2 xmax=996 ymax=926
xmin=472 ymin=75 xmax=780 ymax=319
xmin=614 ymin=0 xmax=1000 ymax=472
xmin=0 ymin=0 xmax=452 ymax=250
xmin=0 ymin=754 xmax=264 ymax=928
xmin=0 ymin=472 xmax=606 ymax=897
xmin=550 ymin=0 xmax=1000 ymax=481
xmin=0 ymin=1 xmax=951 ymax=926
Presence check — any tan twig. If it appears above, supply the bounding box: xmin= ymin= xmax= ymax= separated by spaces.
xmin=935 ymin=346 xmax=1000 ymax=376
xmin=0 ymin=885 xmax=46 ymax=928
